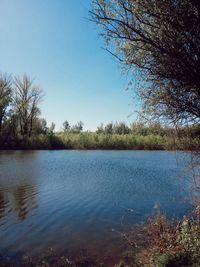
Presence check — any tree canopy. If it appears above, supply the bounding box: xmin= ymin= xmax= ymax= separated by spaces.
xmin=14 ymin=74 xmax=43 ymax=139
xmin=90 ymin=0 xmax=200 ymax=125
xmin=0 ymin=74 xmax=12 ymax=136
xmin=0 ymin=73 xmax=44 ymax=146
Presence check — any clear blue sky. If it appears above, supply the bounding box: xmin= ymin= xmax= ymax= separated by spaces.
xmin=0 ymin=0 xmax=137 ymax=131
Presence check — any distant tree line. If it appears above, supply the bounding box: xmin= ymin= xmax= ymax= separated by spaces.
xmin=62 ymin=120 xmax=84 ymax=133
xmin=62 ymin=120 xmax=200 ymax=139
xmin=0 ymin=72 xmax=199 ymax=149
xmin=0 ymin=73 xmax=87 ymax=148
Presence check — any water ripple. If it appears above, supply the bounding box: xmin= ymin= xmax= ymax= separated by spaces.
xmin=0 ymin=150 xmax=193 ymax=261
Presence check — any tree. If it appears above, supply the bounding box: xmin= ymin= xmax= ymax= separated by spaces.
xmin=63 ymin=120 xmax=70 ymax=132
xmin=113 ymin=122 xmax=130 ymax=134
xmin=71 ymin=121 xmax=84 ymax=133
xmin=14 ymin=74 xmax=43 ymax=140
xmin=0 ymin=74 xmax=12 ymax=136
xmin=104 ymin=122 xmax=113 ymax=134
xmin=34 ymin=118 xmax=48 ymax=135
xmin=96 ymin=123 xmax=104 ymax=133
xmin=90 ymin=0 xmax=200 ymax=125
xmin=48 ymin=122 xmax=55 ymax=134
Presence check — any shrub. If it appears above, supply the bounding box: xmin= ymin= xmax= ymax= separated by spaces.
xmin=135 ymin=212 xmax=200 ymax=266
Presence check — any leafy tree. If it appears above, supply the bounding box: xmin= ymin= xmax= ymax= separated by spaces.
xmin=63 ymin=120 xmax=70 ymax=132
xmin=113 ymin=122 xmax=130 ymax=134
xmin=130 ymin=122 xmax=148 ymax=136
xmin=71 ymin=121 xmax=84 ymax=133
xmin=96 ymin=123 xmax=104 ymax=133
xmin=0 ymin=111 xmax=18 ymax=146
xmin=0 ymin=74 xmax=12 ymax=136
xmin=14 ymin=74 xmax=43 ymax=140
xmin=34 ymin=118 xmax=48 ymax=135
xmin=48 ymin=122 xmax=55 ymax=134
xmin=104 ymin=122 xmax=113 ymax=134
xmin=90 ymin=0 xmax=200 ymax=125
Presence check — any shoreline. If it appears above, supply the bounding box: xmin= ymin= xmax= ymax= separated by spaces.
xmin=1 ymin=132 xmax=198 ymax=151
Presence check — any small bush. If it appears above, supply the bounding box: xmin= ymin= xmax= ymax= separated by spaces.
xmin=134 ymin=211 xmax=200 ymax=266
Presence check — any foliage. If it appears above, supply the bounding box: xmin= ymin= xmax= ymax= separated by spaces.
xmin=70 ymin=121 xmax=84 ymax=133
xmin=90 ymin=0 xmax=200 ymax=125
xmin=63 ymin=120 xmax=70 ymax=132
xmin=34 ymin=118 xmax=48 ymax=135
xmin=0 ymin=71 xmax=199 ymax=150
xmin=0 ymin=74 xmax=12 ymax=136
xmin=48 ymin=122 xmax=56 ymax=134
xmin=0 ymin=73 xmax=44 ymax=146
xmin=134 ymin=212 xmax=200 ymax=267
xmin=3 ymin=131 xmax=198 ymax=150
xmin=14 ymin=74 xmax=43 ymax=140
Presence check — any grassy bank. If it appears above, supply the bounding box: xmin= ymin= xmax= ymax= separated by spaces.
xmin=1 ymin=132 xmax=199 ymax=150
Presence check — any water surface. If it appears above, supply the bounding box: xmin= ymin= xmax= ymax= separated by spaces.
xmin=0 ymin=150 xmax=192 ymax=264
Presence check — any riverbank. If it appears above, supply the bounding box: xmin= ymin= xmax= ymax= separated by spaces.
xmin=1 ymin=132 xmax=199 ymax=150
xmin=127 ymin=211 xmax=200 ymax=266
xmin=1 ymin=214 xmax=200 ymax=267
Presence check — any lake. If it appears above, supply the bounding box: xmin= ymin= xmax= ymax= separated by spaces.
xmin=0 ymin=150 xmax=193 ymax=265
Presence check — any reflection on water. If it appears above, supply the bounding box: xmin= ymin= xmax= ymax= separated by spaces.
xmin=0 ymin=184 xmax=37 ymax=221
xmin=0 ymin=191 xmax=8 ymax=219
xmin=0 ymin=151 xmax=38 ymax=223
xmin=0 ymin=150 xmax=193 ymax=264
